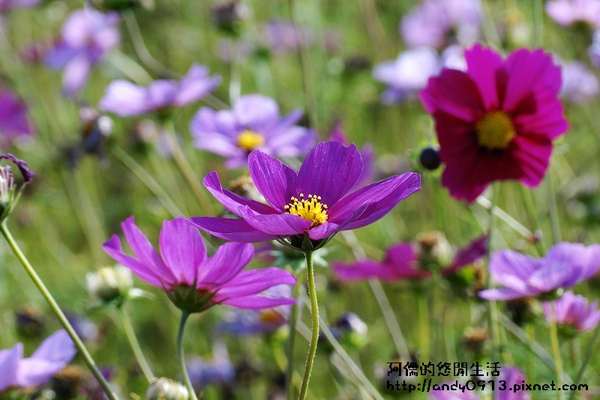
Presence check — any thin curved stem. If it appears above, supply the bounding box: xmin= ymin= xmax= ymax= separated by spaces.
xmin=298 ymin=250 xmax=319 ymax=400
xmin=549 ymin=303 xmax=564 ymax=400
xmin=0 ymin=222 xmax=119 ymax=400
xmin=177 ymin=311 xmax=198 ymax=400
xmin=117 ymin=306 xmax=155 ymax=383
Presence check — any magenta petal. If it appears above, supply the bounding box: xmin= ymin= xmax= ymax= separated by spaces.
xmin=240 ymin=207 xmax=312 ymax=236
xmin=464 ymin=44 xmax=503 ymax=110
xmin=297 ymin=141 xmax=363 ymax=205
xmin=248 ymin=150 xmax=298 ymax=210
xmin=159 ymin=218 xmax=207 ymax=286
xmin=333 ymin=260 xmax=397 ymax=282
xmin=0 ymin=344 xmax=21 ymax=391
xmin=199 ymin=242 xmax=254 ymax=286
xmin=478 ymin=288 xmax=530 ymax=301
xmin=188 ymin=217 xmax=278 ymax=242
xmin=103 ymin=235 xmax=164 ymax=286
xmin=329 ymin=172 xmax=421 ymax=230
xmin=444 ymin=234 xmax=488 ymax=274
xmin=215 ymin=267 xmax=297 ymax=299
xmin=221 ymin=294 xmax=296 ymax=309
xmin=203 ymin=171 xmax=276 ymax=216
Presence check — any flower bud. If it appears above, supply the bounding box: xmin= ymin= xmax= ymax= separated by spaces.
xmin=415 ymin=231 xmax=453 ymax=271
xmin=418 ymin=146 xmax=441 ymax=170
xmin=86 ymin=264 xmax=133 ymax=303
xmin=147 ymin=378 xmax=189 ymax=400
xmin=0 ymin=154 xmax=34 ymax=222
xmin=211 ymin=1 xmax=249 ymax=36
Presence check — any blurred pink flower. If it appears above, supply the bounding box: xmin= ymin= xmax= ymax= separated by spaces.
xmin=420 ymin=45 xmax=568 ymax=203
xmin=0 ymin=88 xmax=35 ymax=147
xmin=543 ymin=291 xmax=600 ymax=333
xmin=0 ymin=0 xmax=40 ymax=12
xmin=546 ymin=0 xmax=600 ymax=29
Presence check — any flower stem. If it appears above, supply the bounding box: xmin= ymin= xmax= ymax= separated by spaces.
xmin=0 ymin=221 xmax=119 ymax=400
xmin=117 ymin=306 xmax=155 ymax=383
xmin=298 ymin=250 xmax=319 ymax=400
xmin=549 ymin=303 xmax=564 ymax=400
xmin=569 ymin=324 xmax=600 ymax=400
xmin=177 ymin=311 xmax=198 ymax=400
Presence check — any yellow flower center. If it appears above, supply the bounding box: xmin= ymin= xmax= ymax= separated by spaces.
xmin=284 ymin=193 xmax=328 ymax=228
xmin=475 ymin=111 xmax=516 ymax=150
xmin=237 ymin=129 xmax=265 ymax=152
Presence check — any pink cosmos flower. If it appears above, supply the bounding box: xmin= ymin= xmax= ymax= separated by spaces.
xmin=100 ymin=64 xmax=221 ymax=117
xmin=545 ymin=0 xmax=600 ymax=29
xmin=0 ymin=330 xmax=76 ymax=391
xmin=333 ymin=234 xmax=486 ymax=282
xmin=479 ymin=242 xmax=600 ymax=301
xmin=420 ymin=44 xmax=568 ymax=203
xmin=103 ymin=217 xmax=297 ymax=312
xmin=0 ymin=0 xmax=40 ymax=12
xmin=543 ymin=291 xmax=600 ymax=333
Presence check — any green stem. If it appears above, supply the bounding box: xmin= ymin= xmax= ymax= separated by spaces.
xmin=546 ymin=173 xmax=562 ymax=244
xmin=285 ymin=281 xmax=302 ymax=399
xmin=569 ymin=325 xmax=600 ymax=400
xmin=298 ymin=250 xmax=319 ymax=400
xmin=0 ymin=222 xmax=119 ymax=400
xmin=417 ymin=291 xmax=430 ymax=362
xmin=117 ymin=306 xmax=155 ymax=383
xmin=549 ymin=303 xmax=564 ymax=400
xmin=177 ymin=311 xmax=198 ymax=400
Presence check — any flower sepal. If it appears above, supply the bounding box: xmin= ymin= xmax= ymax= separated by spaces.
xmin=281 ymin=233 xmax=334 ymax=254
xmin=0 ymin=154 xmax=35 ymax=223
xmin=167 ymin=285 xmax=218 ymax=314
xmin=538 ymin=288 xmax=564 ymax=302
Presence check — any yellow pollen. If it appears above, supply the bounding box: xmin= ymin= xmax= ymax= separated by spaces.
xmin=237 ymin=129 xmax=265 ymax=152
xmin=475 ymin=111 xmax=516 ymax=150
xmin=258 ymin=309 xmax=285 ymax=324
xmin=284 ymin=193 xmax=328 ymax=228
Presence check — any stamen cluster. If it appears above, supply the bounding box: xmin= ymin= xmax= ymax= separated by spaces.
xmin=284 ymin=193 xmax=328 ymax=228
xmin=237 ymin=130 xmax=265 ymax=153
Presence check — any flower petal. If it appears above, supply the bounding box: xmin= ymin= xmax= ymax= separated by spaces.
xmin=248 ymin=150 xmax=298 ymax=210
xmin=159 ymin=218 xmax=207 ymax=286
xmin=0 ymin=344 xmax=21 ymax=391
xmin=488 ymin=250 xmax=541 ymax=290
xmin=297 ymin=141 xmax=363 ymax=205
xmin=188 ymin=217 xmax=278 ymax=242
xmin=464 ymin=44 xmax=503 ymax=110
xmin=444 ymin=234 xmax=488 ymax=274
xmin=478 ymin=287 xmax=532 ymax=301
xmin=198 ymin=242 xmax=254 ymax=286
xmin=99 ymin=80 xmax=148 ymax=116
xmin=221 ymin=294 xmax=296 ymax=309
xmin=103 ymin=235 xmax=164 ymax=287
xmin=214 ymin=267 xmax=297 ymax=300
xmin=203 ymin=171 xmax=277 ymax=215
xmin=240 ymin=206 xmax=312 ymax=236
xmin=30 ymin=330 xmax=76 ymax=364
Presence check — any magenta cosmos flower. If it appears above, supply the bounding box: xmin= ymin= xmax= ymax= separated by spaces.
xmin=45 ymin=9 xmax=120 ymax=96
xmin=100 ymin=64 xmax=221 ymax=117
xmin=0 ymin=330 xmax=76 ymax=391
xmin=420 ymin=44 xmax=569 ymax=203
xmin=103 ymin=217 xmax=297 ymax=312
xmin=190 ymin=141 xmax=421 ymax=248
xmin=479 ymin=242 xmax=600 ymax=301
xmin=543 ymin=291 xmax=600 ymax=334
xmin=0 ymin=0 xmax=40 ymax=12
xmin=333 ymin=234 xmax=486 ymax=282
xmin=190 ymin=94 xmax=315 ymax=169
xmin=0 ymin=88 xmax=36 ymax=147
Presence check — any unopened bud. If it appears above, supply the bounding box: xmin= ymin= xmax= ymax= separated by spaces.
xmin=419 ymin=147 xmax=441 ymax=170
xmin=147 ymin=377 xmax=189 ymax=400
xmin=415 ymin=231 xmax=453 ymax=271
xmin=87 ymin=265 xmax=133 ymax=303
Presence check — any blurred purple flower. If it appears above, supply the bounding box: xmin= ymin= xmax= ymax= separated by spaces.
xmin=103 ymin=217 xmax=297 ymax=312
xmin=100 ymin=64 xmax=221 ymax=117
xmin=186 ymin=345 xmax=235 ymax=390
xmin=190 ymin=141 xmax=421 ymax=246
xmin=0 ymin=330 xmax=76 ymax=391
xmin=546 ymin=0 xmax=600 ymax=29
xmin=400 ymin=0 xmax=481 ymax=49
xmin=543 ymin=291 xmax=600 ymax=333
xmin=217 ymin=285 xmax=292 ymax=336
xmin=263 ymin=19 xmax=312 ymax=54
xmin=560 ymin=61 xmax=600 ymax=103
xmin=479 ymin=242 xmax=600 ymax=301
xmin=0 ymin=0 xmax=40 ymax=12
xmin=45 ymin=9 xmax=120 ymax=96
xmin=333 ymin=234 xmax=487 ymax=282
xmin=0 ymin=88 xmax=36 ymax=147
xmin=330 ymin=120 xmax=374 ymax=188
xmin=190 ymin=94 xmax=315 ymax=169
xmin=589 ymin=30 xmax=600 ymax=67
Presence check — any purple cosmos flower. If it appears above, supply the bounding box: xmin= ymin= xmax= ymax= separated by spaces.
xmin=263 ymin=19 xmax=313 ymax=54
xmin=45 ymin=9 xmax=120 ymax=96
xmin=333 ymin=234 xmax=487 ymax=282
xmin=400 ymin=0 xmax=481 ymax=49
xmin=0 ymin=0 xmax=39 ymax=12
xmin=190 ymin=94 xmax=315 ymax=169
xmin=543 ymin=291 xmax=600 ymax=333
xmin=560 ymin=61 xmax=600 ymax=103
xmin=190 ymin=141 xmax=421 ymax=248
xmin=546 ymin=0 xmax=600 ymax=29
xmin=0 ymin=89 xmax=36 ymax=147
xmin=100 ymin=64 xmax=221 ymax=117
xmin=186 ymin=346 xmax=235 ymax=390
xmin=217 ymin=285 xmax=292 ymax=336
xmin=103 ymin=217 xmax=297 ymax=312
xmin=479 ymin=242 xmax=600 ymax=301
xmin=330 ymin=120 xmax=374 ymax=189
xmin=0 ymin=330 xmax=76 ymax=391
